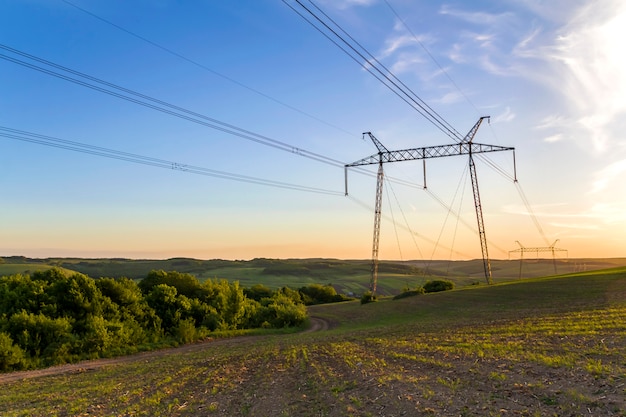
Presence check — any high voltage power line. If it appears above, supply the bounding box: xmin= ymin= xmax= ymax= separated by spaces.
xmin=60 ymin=0 xmax=357 ymax=138
xmin=2 ymin=3 xmax=543 ymax=262
xmin=284 ymin=0 xmax=519 ymax=186
xmin=0 ymin=126 xmax=343 ymax=196
xmin=0 ymin=44 xmax=343 ymax=169
xmin=283 ymin=0 xmax=464 ymax=142
xmin=0 ymin=44 xmax=431 ymax=193
xmin=381 ymin=0 xmax=482 ymax=117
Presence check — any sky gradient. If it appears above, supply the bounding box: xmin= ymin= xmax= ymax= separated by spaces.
xmin=1 ymin=0 xmax=625 ymax=261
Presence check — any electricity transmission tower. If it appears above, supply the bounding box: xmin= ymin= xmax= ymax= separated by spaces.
xmin=509 ymin=240 xmax=568 ymax=278
xmin=345 ymin=117 xmax=516 ymax=294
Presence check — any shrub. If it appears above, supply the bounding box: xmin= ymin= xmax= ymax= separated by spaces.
xmin=5 ymin=311 xmax=74 ymax=358
xmin=175 ymin=318 xmax=197 ymax=344
xmin=393 ymin=287 xmax=425 ymax=300
xmin=299 ymin=284 xmax=345 ymax=305
xmin=423 ymin=280 xmax=454 ymax=293
xmin=0 ymin=332 xmax=26 ymax=371
xmin=360 ymin=291 xmax=377 ymax=304
xmin=264 ymin=293 xmax=307 ymax=328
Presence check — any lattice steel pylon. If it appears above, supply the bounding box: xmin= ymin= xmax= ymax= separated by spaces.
xmin=509 ymin=240 xmax=568 ymax=278
xmin=345 ymin=117 xmax=516 ymax=294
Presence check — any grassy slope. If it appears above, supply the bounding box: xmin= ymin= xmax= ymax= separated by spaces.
xmin=1 ymin=268 xmax=624 ymax=416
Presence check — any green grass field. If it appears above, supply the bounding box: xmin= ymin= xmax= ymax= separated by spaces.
xmin=1 ymin=267 xmax=624 ymax=416
xmin=3 ymin=255 xmax=626 ymax=297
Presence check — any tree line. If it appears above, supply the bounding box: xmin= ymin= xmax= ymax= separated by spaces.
xmin=0 ymin=268 xmax=349 ymax=372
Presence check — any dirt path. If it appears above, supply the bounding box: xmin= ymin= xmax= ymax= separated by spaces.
xmin=304 ymin=316 xmax=331 ymax=333
xmin=0 ymin=316 xmax=332 ymax=384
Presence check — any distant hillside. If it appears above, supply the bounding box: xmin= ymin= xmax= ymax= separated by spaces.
xmin=2 ymin=255 xmax=626 ymax=297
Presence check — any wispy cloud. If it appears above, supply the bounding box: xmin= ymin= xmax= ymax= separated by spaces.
xmin=376 ymin=19 xmax=434 ymax=77
xmin=389 ymin=53 xmax=425 ymax=74
xmin=591 ymin=159 xmax=626 ymax=193
xmin=318 ymin=0 xmax=377 ymax=10
xmin=543 ymin=133 xmax=563 ymax=143
xmin=431 ymin=91 xmax=464 ymax=105
xmin=530 ymin=0 xmax=626 ymax=152
xmin=437 ymin=1 xmax=626 ymax=156
xmin=439 ymin=5 xmax=513 ymax=26
xmin=535 ymin=114 xmax=569 ymax=130
xmin=380 ymin=34 xmax=419 ymax=58
xmin=492 ymin=106 xmax=515 ymax=123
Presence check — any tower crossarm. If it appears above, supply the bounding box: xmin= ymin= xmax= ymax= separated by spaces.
xmin=509 ymin=246 xmax=568 ymax=254
xmin=346 ymin=142 xmax=514 ymax=167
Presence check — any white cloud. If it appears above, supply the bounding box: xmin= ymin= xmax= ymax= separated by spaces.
xmin=438 ymin=5 xmax=513 ymax=26
xmin=492 ymin=106 xmax=515 ymax=123
xmin=389 ymin=53 xmax=424 ymax=74
xmin=376 ymin=19 xmax=432 ymax=77
xmin=447 ymin=43 xmax=465 ymax=64
xmin=318 ymin=0 xmax=377 ymax=10
xmin=543 ymin=133 xmax=563 ymax=143
xmin=513 ymin=26 xmax=542 ymax=55
xmin=536 ymin=0 xmax=626 ymax=152
xmin=435 ymin=1 xmax=626 ymax=154
xmin=380 ymin=34 xmax=418 ymax=58
xmin=535 ymin=114 xmax=569 ymax=130
xmin=590 ymin=159 xmax=626 ymax=193
xmin=432 ymin=91 xmax=464 ymax=105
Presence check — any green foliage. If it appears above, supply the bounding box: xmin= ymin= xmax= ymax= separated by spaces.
xmin=0 ymin=268 xmax=311 ymax=372
xmin=139 ymin=270 xmax=207 ymax=299
xmin=0 ymin=332 xmax=25 ymax=371
xmin=360 ymin=291 xmax=377 ymax=304
xmin=277 ymin=286 xmax=303 ymax=304
xmin=145 ymin=284 xmax=192 ymax=332
xmin=244 ymin=283 xmax=273 ymax=301
xmin=299 ymin=283 xmax=349 ymax=305
xmin=174 ymin=318 xmax=197 ymax=344
xmin=423 ymin=280 xmax=454 ymax=293
xmin=262 ymin=293 xmax=307 ymax=328
xmin=393 ymin=287 xmax=425 ymax=300
xmin=0 ymin=274 xmax=53 ymax=316
xmin=4 ymin=311 xmax=74 ymax=360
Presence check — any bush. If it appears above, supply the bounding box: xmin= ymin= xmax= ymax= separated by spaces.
xmin=393 ymin=287 xmax=425 ymax=300
xmin=175 ymin=318 xmax=197 ymax=344
xmin=360 ymin=291 xmax=377 ymax=304
xmin=5 ymin=311 xmax=74 ymax=358
xmin=262 ymin=293 xmax=307 ymax=328
xmin=0 ymin=269 xmax=311 ymax=372
xmin=0 ymin=332 xmax=25 ymax=371
xmin=299 ymin=284 xmax=346 ymax=305
xmin=423 ymin=280 xmax=454 ymax=293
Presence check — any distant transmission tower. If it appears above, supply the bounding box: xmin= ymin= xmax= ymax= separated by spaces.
xmin=509 ymin=240 xmax=568 ymax=278
xmin=345 ymin=117 xmax=516 ymax=294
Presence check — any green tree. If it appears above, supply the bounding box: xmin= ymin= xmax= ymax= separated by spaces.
xmin=203 ymin=279 xmax=247 ymax=330
xmin=264 ymin=293 xmax=307 ymax=328
xmin=244 ymin=284 xmax=273 ymax=302
xmin=96 ymin=277 xmax=159 ymax=330
xmin=299 ymin=284 xmax=343 ymax=305
xmin=5 ymin=311 xmax=74 ymax=360
xmin=0 ymin=274 xmax=54 ymax=316
xmin=0 ymin=332 xmax=25 ymax=371
xmin=222 ymin=281 xmax=246 ymax=330
xmin=145 ymin=284 xmax=191 ymax=332
xmin=140 ymin=270 xmax=207 ymax=299
xmin=47 ymin=272 xmax=105 ymax=321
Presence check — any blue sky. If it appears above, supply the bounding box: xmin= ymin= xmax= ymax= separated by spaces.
xmin=1 ymin=0 xmax=625 ymax=261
